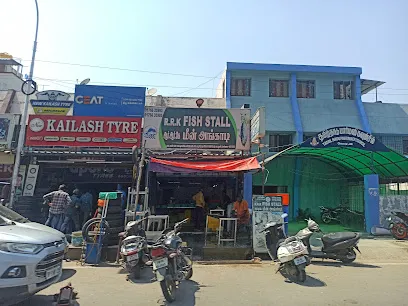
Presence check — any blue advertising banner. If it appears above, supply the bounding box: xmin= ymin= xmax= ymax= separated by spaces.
xmin=73 ymin=85 xmax=146 ymax=118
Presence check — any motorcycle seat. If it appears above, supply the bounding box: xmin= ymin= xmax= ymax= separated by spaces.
xmin=322 ymin=232 xmax=358 ymax=246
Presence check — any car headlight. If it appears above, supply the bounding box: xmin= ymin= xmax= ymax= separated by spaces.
xmin=0 ymin=242 xmax=44 ymax=254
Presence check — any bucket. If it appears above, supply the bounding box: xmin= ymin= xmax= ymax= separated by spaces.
xmin=71 ymin=231 xmax=83 ymax=247
xmin=85 ymin=242 xmax=102 ymax=264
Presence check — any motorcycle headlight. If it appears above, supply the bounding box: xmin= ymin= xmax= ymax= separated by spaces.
xmin=387 ymin=217 xmax=392 ymax=221
xmin=0 ymin=242 xmax=44 ymax=254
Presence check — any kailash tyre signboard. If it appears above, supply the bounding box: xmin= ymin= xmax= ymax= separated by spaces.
xmin=143 ymin=107 xmax=251 ymax=150
xmin=25 ymin=115 xmax=142 ymax=148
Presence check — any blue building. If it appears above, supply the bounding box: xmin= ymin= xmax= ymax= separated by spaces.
xmin=217 ymin=62 xmax=408 ymax=231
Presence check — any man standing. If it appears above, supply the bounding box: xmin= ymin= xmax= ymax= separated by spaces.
xmin=80 ymin=189 xmax=93 ymax=228
xmin=192 ymin=188 xmax=205 ymax=230
xmin=44 ymin=184 xmax=71 ymax=231
xmin=233 ymin=195 xmax=250 ymax=242
xmin=61 ymin=189 xmax=81 ymax=234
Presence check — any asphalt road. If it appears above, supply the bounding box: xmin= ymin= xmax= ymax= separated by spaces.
xmin=19 ymin=259 xmax=408 ymax=306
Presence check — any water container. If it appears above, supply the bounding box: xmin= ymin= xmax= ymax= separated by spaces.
xmin=71 ymin=231 xmax=83 ymax=247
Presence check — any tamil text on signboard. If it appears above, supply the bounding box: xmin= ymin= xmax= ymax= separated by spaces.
xmin=73 ymin=85 xmax=146 ymax=118
xmin=25 ymin=115 xmax=142 ymax=148
xmin=301 ymin=126 xmax=389 ymax=152
xmin=143 ymin=107 xmax=251 ymax=150
xmin=252 ymin=195 xmax=283 ymax=253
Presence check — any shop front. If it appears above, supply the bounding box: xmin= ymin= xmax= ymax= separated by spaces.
xmin=141 ymin=106 xmax=257 ymax=255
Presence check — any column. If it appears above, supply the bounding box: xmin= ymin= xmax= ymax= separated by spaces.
xmin=364 ymin=174 xmax=380 ymax=233
xmin=243 ymin=172 xmax=253 ymax=209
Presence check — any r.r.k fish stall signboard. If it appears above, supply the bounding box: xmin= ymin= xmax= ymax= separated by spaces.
xmin=143 ymin=107 xmax=251 ymax=150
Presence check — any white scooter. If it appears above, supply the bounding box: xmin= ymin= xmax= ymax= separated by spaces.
xmin=261 ymin=213 xmax=309 ymax=282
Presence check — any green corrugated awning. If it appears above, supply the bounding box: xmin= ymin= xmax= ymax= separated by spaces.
xmin=264 ymin=127 xmax=408 ymax=179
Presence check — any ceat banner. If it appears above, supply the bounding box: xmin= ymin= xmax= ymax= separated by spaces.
xmin=73 ymin=85 xmax=146 ymax=118
xmin=26 ymin=115 xmax=142 ymax=148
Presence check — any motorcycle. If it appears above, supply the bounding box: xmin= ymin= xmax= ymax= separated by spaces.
xmin=295 ymin=219 xmax=361 ymax=264
xmin=387 ymin=211 xmax=408 ymax=240
xmin=319 ymin=205 xmax=346 ymax=224
xmin=149 ymin=218 xmax=193 ymax=303
xmin=261 ymin=213 xmax=309 ymax=283
xmin=120 ymin=218 xmax=149 ymax=279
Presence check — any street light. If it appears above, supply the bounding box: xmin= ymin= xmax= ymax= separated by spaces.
xmin=9 ymin=0 xmax=39 ymax=207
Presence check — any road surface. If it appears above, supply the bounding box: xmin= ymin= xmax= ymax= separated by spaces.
xmin=20 ymin=259 xmax=408 ymax=306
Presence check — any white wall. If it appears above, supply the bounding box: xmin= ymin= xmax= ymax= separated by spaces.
xmin=0 ymin=73 xmax=23 ymax=91
xmin=146 ymin=96 xmax=225 ymax=108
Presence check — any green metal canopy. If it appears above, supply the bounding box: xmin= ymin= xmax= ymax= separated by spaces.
xmin=264 ymin=127 xmax=408 ymax=180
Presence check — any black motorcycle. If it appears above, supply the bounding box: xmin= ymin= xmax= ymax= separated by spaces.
xmin=120 ymin=218 xmax=149 ymax=279
xmin=319 ymin=206 xmax=346 ymax=224
xmin=387 ymin=211 xmax=408 ymax=240
xmin=295 ymin=219 xmax=361 ymax=264
xmin=148 ymin=218 xmax=193 ymax=303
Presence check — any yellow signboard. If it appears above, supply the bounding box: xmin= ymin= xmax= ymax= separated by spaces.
xmin=32 ymin=107 xmax=70 ymax=115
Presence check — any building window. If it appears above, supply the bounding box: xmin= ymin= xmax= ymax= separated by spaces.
xmin=297 ymin=80 xmax=315 ymax=98
xmin=269 ymin=80 xmax=289 ymax=97
xmin=230 ymin=78 xmax=251 ymax=96
xmin=334 ymin=81 xmax=354 ymax=100
xmin=269 ymin=134 xmax=293 ymax=152
xmin=403 ymin=137 xmax=408 ymax=155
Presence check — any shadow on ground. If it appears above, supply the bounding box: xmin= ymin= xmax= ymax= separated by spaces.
xmin=156 ymin=280 xmax=203 ymax=306
xmin=17 ymin=269 xmax=77 ymax=306
xmin=311 ymin=261 xmax=381 ymax=269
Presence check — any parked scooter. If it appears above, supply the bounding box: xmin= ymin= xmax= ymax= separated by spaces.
xmin=296 ymin=219 xmax=361 ymax=263
xmin=261 ymin=213 xmax=309 ymax=283
xmin=120 ymin=218 xmax=149 ymax=279
xmin=149 ymin=218 xmax=193 ymax=303
xmin=387 ymin=211 xmax=408 ymax=240
xmin=319 ymin=206 xmax=346 ymax=224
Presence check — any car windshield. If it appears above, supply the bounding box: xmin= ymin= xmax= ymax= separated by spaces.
xmin=0 ymin=205 xmax=30 ymax=224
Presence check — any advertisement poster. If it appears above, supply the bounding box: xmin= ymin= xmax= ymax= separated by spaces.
xmin=73 ymin=85 xmax=146 ymax=118
xmin=16 ymin=165 xmax=27 ymax=197
xmin=251 ymin=107 xmax=266 ymax=142
xmin=0 ymin=115 xmax=17 ymax=150
xmin=143 ymin=107 xmax=251 ymax=150
xmin=23 ymin=164 xmax=40 ymax=196
xmin=25 ymin=115 xmax=142 ymax=148
xmin=30 ymin=100 xmax=73 ymax=115
xmin=252 ymin=195 xmax=283 ymax=253
xmin=301 ymin=127 xmax=389 ymax=152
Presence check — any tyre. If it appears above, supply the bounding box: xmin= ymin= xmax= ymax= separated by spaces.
xmin=391 ymin=223 xmax=407 ymax=240
xmin=185 ymin=268 xmax=193 ymax=280
xmin=321 ymin=212 xmax=332 ymax=224
xmin=341 ymin=249 xmax=356 ymax=264
xmin=296 ymin=267 xmax=306 ymax=283
xmin=160 ymin=278 xmax=176 ymax=303
xmin=82 ymin=218 xmax=110 ymax=243
xmin=106 ymin=219 xmax=124 ymax=227
xmin=107 ymin=206 xmax=122 ymax=214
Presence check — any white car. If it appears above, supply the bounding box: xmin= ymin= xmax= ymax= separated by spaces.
xmin=0 ymin=205 xmax=67 ymax=305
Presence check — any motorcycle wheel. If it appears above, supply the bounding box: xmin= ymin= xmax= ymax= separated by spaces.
xmin=185 ymin=268 xmax=193 ymax=280
xmin=296 ymin=267 xmax=307 ymax=283
xmin=321 ymin=213 xmax=332 ymax=224
xmin=130 ymin=263 xmax=141 ymax=279
xmin=160 ymin=278 xmax=176 ymax=303
xmin=341 ymin=249 xmax=356 ymax=264
xmin=392 ymin=223 xmax=407 ymax=240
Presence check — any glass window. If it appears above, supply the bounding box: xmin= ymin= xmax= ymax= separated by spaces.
xmin=230 ymin=78 xmax=251 ymax=96
xmin=269 ymin=80 xmax=289 ymax=97
xmin=269 ymin=134 xmax=293 ymax=152
xmin=334 ymin=81 xmax=354 ymax=100
xmin=296 ymin=80 xmax=315 ymax=98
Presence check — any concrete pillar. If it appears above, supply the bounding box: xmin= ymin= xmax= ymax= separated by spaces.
xmin=293 ymin=157 xmax=302 ymax=218
xmin=355 ymin=75 xmax=372 ymax=133
xmin=364 ymin=174 xmax=380 ymax=233
xmin=243 ymin=172 xmax=253 ymax=209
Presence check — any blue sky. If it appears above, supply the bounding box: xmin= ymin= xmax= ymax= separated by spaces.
xmin=1 ymin=0 xmax=407 ymax=103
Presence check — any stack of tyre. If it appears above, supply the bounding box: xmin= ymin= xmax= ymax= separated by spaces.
xmin=95 ymin=196 xmax=124 ymax=246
